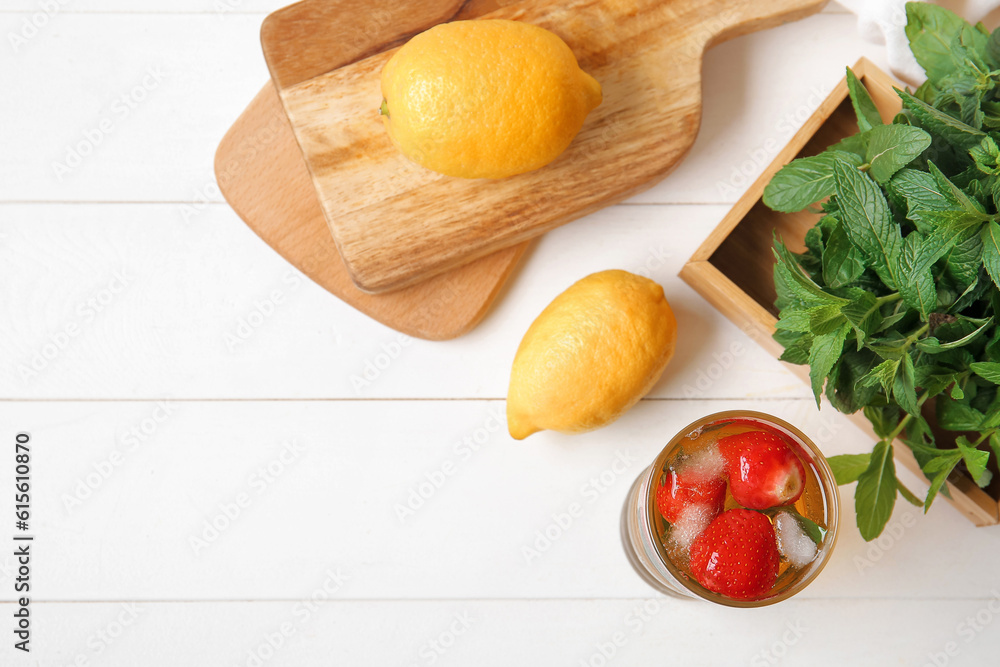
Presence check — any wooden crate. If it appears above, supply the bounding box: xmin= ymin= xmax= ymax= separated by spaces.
xmin=680 ymin=57 xmax=1000 ymax=527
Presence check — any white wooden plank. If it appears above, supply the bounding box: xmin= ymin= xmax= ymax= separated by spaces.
xmin=2 ymin=399 xmax=997 ymax=602
xmin=1 ymin=12 xmax=879 ymax=204
xmin=1 ymin=1 xmax=287 ymax=12
xmin=0 ymin=1 xmax=855 ymax=15
xmin=3 ymin=597 xmax=1000 ymax=667
xmin=0 ymin=203 xmax=813 ymax=400
xmin=1 ymin=13 xmax=268 ymax=203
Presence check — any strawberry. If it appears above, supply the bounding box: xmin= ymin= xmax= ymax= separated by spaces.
xmin=719 ymin=430 xmax=806 ymax=510
xmin=689 ymin=509 xmax=779 ymax=600
xmin=655 ymin=467 xmax=726 ymax=525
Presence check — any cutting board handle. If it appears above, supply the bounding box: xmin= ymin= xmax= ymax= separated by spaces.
xmin=699 ymin=0 xmax=829 ymax=50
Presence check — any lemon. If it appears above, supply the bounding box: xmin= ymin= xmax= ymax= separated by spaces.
xmin=507 ymin=270 xmax=678 ymax=440
xmin=379 ymin=19 xmax=602 ymax=179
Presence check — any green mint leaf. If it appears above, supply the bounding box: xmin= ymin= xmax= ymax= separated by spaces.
xmin=896 ymin=232 xmax=943 ymax=318
xmin=846 ymin=66 xmax=883 ymax=132
xmin=773 ymin=328 xmax=803 ymax=349
xmin=868 ymin=332 xmax=912 ymax=360
xmin=982 ymin=220 xmax=1000 ymax=291
xmin=774 ymin=258 xmax=805 ymax=312
xmin=909 ymin=435 xmax=948 ymax=464
xmin=987 ymin=26 xmax=1000 ymax=67
xmin=833 ymin=158 xmax=903 ymax=290
xmin=829 ymin=349 xmax=882 ymax=413
xmin=772 ymin=238 xmax=848 ymax=307
xmin=907 ymin=210 xmax=984 ymax=237
xmin=763 ymin=151 xmax=864 ymax=213
xmin=897 ymin=479 xmax=923 ymax=506
xmin=983 ymin=322 xmax=1000 ymax=359
xmin=937 ymin=399 xmax=987 ymax=430
xmin=951 ymin=380 xmax=966 ymax=399
xmin=960 ymin=21 xmax=991 ymax=65
xmin=774 ymin=306 xmax=815 ymax=333
xmin=864 ymin=405 xmax=902 ymax=438
xmin=970 ymin=361 xmax=1000 ymax=383
xmin=828 ymin=453 xmax=871 ymax=485
xmin=916 ymin=337 xmax=943 ymax=353
xmin=903 ymin=415 xmax=937 ymax=457
xmin=865 ymin=124 xmax=932 ymax=184
xmin=989 ymin=432 xmax=1000 ymax=467
xmin=899 ymin=89 xmax=986 ymax=152
xmin=855 ymin=441 xmax=897 ymax=541
xmin=842 ymin=292 xmax=883 ymax=348
xmin=919 ymin=371 xmax=959 ymax=399
xmin=980 ymin=392 xmax=1000 ymax=430
xmin=985 ymin=323 xmax=1000 ymax=360
xmin=913 ymin=79 xmax=936 ymax=104
xmin=923 ymin=450 xmax=962 ymax=512
xmin=970 ymin=135 xmax=1000 ymax=174
xmin=958 ymin=86 xmax=986 ymax=131
xmin=805 ymin=218 xmax=831 ymax=259
xmin=828 ymin=132 xmax=869 ymax=159
xmin=941 ymin=230 xmax=984 ymax=290
xmin=927 ymin=161 xmax=987 ymax=214
xmin=859 ymin=357 xmax=899 ymax=397
xmin=956 ymin=435 xmax=991 ymax=486
xmin=887 ymin=169 xmax=953 ymax=219
xmin=791 ymin=511 xmax=828 ymax=546
xmin=822 ymin=218 xmax=867 ymax=288
xmin=808 ymin=324 xmax=849 ymax=407
xmin=893 ymin=353 xmax=921 ymax=416
xmin=778 ymin=333 xmax=812 ymax=365
xmin=935 ymin=316 xmax=994 ymax=350
xmin=945 ymin=277 xmax=988 ymax=313
xmin=905 ymin=3 xmax=972 ymax=84
xmin=809 ymin=303 xmax=847 ymax=335
xmin=877 ymin=310 xmax=908 ymax=333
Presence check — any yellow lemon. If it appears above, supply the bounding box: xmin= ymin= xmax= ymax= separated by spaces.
xmin=379 ymin=19 xmax=602 ymax=179
xmin=507 ymin=270 xmax=678 ymax=440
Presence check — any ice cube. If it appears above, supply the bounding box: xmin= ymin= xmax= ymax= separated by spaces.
xmin=679 ymin=441 xmax=725 ymax=481
xmin=668 ymin=502 xmax=715 ymax=558
xmin=775 ymin=511 xmax=818 ymax=568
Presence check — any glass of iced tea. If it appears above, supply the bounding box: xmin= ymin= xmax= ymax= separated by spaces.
xmin=621 ymin=411 xmax=839 ymax=607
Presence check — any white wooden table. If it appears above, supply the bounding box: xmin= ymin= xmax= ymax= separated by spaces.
xmin=3 ymin=2 xmax=1000 ymax=665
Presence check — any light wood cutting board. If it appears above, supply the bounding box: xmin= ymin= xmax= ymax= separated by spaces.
xmin=214 ymin=82 xmax=527 ymax=341
xmin=262 ymin=0 xmax=829 ymax=293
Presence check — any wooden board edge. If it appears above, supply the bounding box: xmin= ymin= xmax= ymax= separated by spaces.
xmin=416 ymin=241 xmax=532 ymax=341
xmin=213 ymin=85 xmax=279 ymax=226
xmin=259 ymin=1 xmax=306 ymax=90
xmin=705 ymin=0 xmax=830 ymax=51
xmin=261 ymin=0 xmax=470 ymax=93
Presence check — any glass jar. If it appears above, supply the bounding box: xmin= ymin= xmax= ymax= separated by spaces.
xmin=621 ymin=410 xmax=839 ymax=607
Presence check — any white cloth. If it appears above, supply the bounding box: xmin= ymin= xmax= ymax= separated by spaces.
xmin=837 ymin=0 xmax=1000 ymax=84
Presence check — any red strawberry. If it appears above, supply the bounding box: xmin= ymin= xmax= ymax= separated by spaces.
xmin=719 ymin=430 xmax=806 ymax=510
xmin=655 ymin=467 xmax=726 ymax=524
xmin=689 ymin=509 xmax=779 ymax=600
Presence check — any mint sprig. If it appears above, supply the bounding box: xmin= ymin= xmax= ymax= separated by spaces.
xmin=763 ymin=2 xmax=1000 ymax=540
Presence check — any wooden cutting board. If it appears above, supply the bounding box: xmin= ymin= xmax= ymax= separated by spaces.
xmin=214 ymin=82 xmax=527 ymax=341
xmin=261 ymin=0 xmax=829 ymax=293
